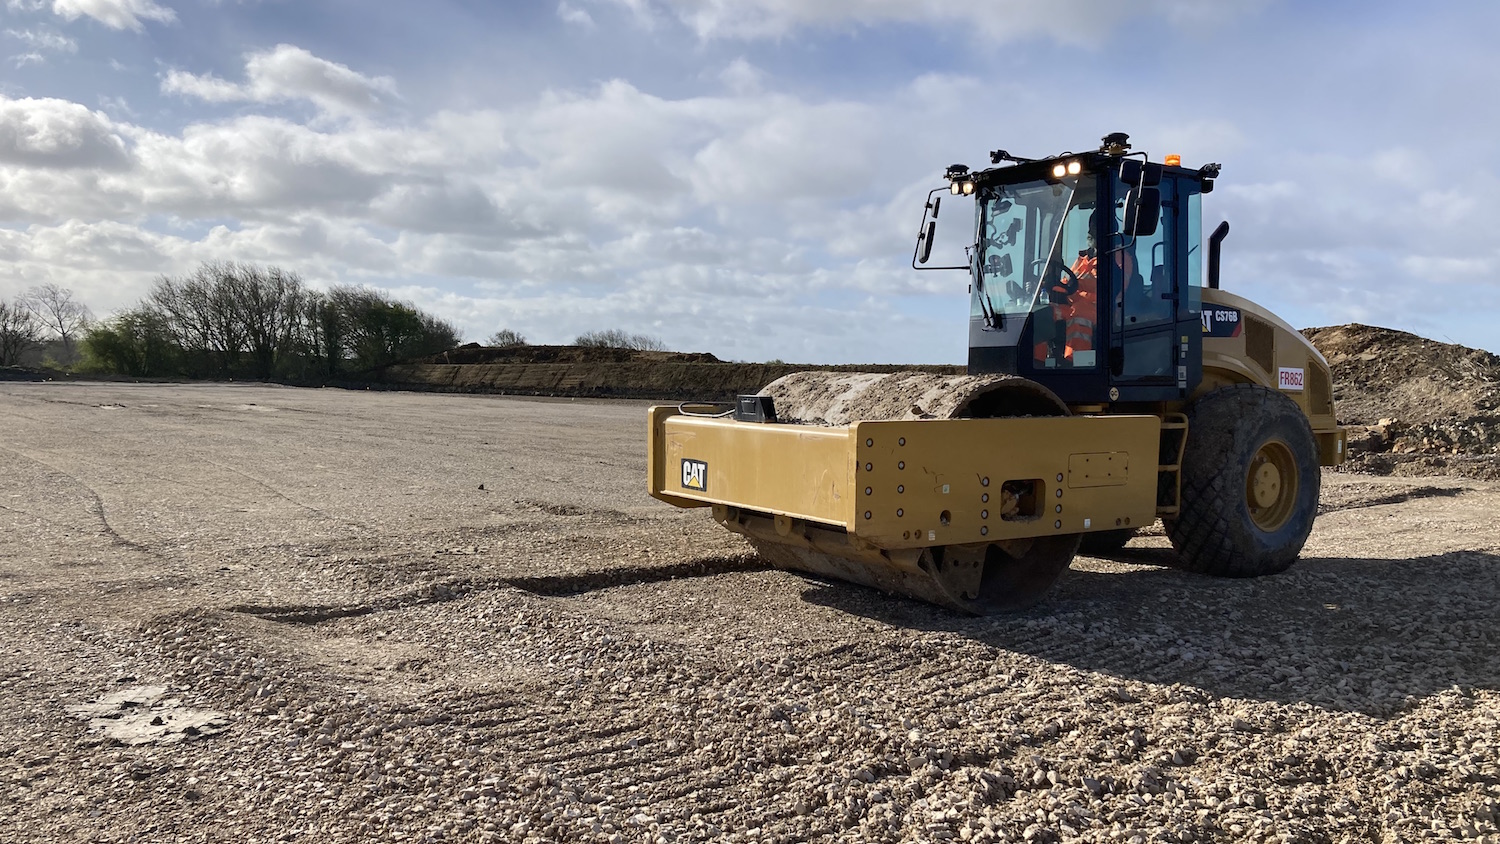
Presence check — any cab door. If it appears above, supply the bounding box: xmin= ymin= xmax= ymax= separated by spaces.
xmin=1108 ymin=174 xmax=1202 ymax=400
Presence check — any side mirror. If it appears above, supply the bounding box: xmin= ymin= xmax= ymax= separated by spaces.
xmin=912 ymin=185 xmax=971 ymax=271
xmin=917 ymin=220 xmax=936 ymax=264
xmin=1123 ymin=187 xmax=1160 ymax=237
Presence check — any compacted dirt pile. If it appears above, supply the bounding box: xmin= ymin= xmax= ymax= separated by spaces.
xmin=1304 ymin=324 xmax=1500 ymax=479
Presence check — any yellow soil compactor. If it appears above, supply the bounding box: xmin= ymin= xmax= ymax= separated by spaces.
xmin=648 ymin=133 xmax=1346 ymax=614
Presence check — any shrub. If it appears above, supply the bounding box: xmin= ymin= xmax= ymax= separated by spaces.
xmin=80 ymin=308 xmax=179 ymax=376
xmin=574 ymin=329 xmax=667 ymax=351
xmin=487 ymin=329 xmax=527 ymax=347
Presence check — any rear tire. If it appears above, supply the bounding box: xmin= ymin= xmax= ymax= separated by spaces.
xmin=1164 ymin=384 xmax=1320 ymax=577
xmin=1078 ymin=529 xmax=1136 ymax=557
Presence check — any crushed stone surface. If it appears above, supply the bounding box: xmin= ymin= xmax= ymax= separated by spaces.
xmin=1 ymin=381 xmax=1498 ymax=843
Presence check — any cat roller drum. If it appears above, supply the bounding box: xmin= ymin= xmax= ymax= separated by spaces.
xmin=648 ymin=134 xmax=1347 ymax=613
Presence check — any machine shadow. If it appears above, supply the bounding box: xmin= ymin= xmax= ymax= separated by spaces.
xmin=797 ymin=550 xmax=1500 ymax=717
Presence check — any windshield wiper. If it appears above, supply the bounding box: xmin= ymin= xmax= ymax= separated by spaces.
xmin=970 ymin=246 xmax=1003 ymax=330
xmin=974 ymin=276 xmax=1001 ymax=330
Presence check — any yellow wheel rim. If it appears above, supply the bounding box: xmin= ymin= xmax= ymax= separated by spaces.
xmin=1246 ymin=439 xmax=1297 ymax=531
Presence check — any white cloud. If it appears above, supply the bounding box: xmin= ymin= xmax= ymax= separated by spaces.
xmin=5 ymin=26 xmax=78 ymax=53
xmin=160 ymin=69 xmax=242 ymax=103
xmin=51 ymin=0 xmax=176 ymax=32
xmin=162 ymin=45 xmax=398 ymax=116
xmin=718 ymin=58 xmax=763 ymax=95
xmin=244 ymin=45 xmax=397 ymax=114
xmin=591 ymin=0 xmax=1269 ymax=42
xmin=0 ymin=70 xmax=968 ymax=354
xmin=689 ymin=98 xmax=880 ymax=203
xmin=5 ymin=23 xmax=77 ymax=67
xmin=128 ymin=115 xmax=391 ymax=215
xmin=557 ymin=2 xmax=594 ymax=27
xmin=0 ymin=96 xmax=131 ymax=170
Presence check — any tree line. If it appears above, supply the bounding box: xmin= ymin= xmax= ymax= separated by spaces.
xmin=83 ymin=262 xmax=468 ymax=379
xmin=0 ymin=262 xmax=669 ymax=379
xmin=0 ymin=283 xmax=93 ymax=367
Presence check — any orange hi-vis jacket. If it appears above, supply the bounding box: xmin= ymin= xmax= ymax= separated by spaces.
xmin=1032 ymin=249 xmax=1135 ymax=364
xmin=1034 ymin=253 xmax=1099 ymax=363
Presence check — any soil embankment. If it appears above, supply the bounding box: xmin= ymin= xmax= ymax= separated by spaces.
xmin=1303 ymin=325 xmax=1500 ymax=479
xmin=373 ymin=344 xmax=963 ymax=403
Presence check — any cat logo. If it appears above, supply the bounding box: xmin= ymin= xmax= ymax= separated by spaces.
xmin=681 ymin=459 xmax=708 ymax=492
xmin=1200 ymin=305 xmax=1242 ymax=338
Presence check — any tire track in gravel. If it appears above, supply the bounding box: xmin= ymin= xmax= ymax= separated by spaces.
xmin=223 ymin=554 xmax=771 ymax=624
xmin=450 ymin=699 xmax=756 ymax=832
xmin=0 ymin=443 xmax=147 ymax=550
xmin=102 ymin=577 xmax=1500 ymax=843
xmin=195 ymin=454 xmax=359 ymax=526
xmin=795 ymin=644 xmax=915 ymax=684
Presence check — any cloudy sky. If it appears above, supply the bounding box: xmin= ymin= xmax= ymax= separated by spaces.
xmin=1 ymin=0 xmax=1495 ymax=362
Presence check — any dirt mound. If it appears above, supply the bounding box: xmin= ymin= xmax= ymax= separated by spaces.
xmin=764 ymin=371 xmax=1062 ymax=425
xmin=0 ymin=365 xmax=70 ymax=382
xmin=376 ymin=346 xmax=964 ymax=403
xmin=1303 ymin=324 xmax=1500 ymax=480
xmin=418 ymin=344 xmax=723 ymax=366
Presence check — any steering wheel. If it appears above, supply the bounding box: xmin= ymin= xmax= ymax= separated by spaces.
xmin=1032 ymin=258 xmax=1079 ymax=299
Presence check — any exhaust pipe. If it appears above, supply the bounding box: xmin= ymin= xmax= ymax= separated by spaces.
xmin=1207 ymin=221 xmax=1230 ymax=290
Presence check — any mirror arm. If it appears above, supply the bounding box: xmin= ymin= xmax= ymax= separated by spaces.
xmin=911 ymin=186 xmax=973 ymax=271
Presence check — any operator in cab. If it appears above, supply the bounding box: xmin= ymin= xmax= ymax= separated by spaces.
xmin=1034 ymin=209 xmax=1136 ymax=367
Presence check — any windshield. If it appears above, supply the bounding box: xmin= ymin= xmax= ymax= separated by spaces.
xmin=973 ymin=175 xmax=1099 ymax=369
xmin=974 ymin=176 xmax=1096 ymax=325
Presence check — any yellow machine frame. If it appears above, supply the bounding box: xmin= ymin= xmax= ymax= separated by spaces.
xmin=649 ymin=408 xmax=1162 ymax=549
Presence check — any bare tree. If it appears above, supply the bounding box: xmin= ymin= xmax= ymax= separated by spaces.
xmin=302 ymin=292 xmax=344 ymax=377
xmin=574 ymin=329 xmax=667 ymax=351
xmin=0 ymin=299 xmax=43 ymax=365
xmin=223 ymin=263 xmax=309 ymax=379
xmin=487 ymin=329 xmax=527 ymax=347
xmin=148 ymin=263 xmax=249 ymax=375
xmin=21 ymin=283 xmax=93 ymax=363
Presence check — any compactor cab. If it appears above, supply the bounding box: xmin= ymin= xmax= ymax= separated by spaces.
xmin=648 ymin=133 xmax=1347 ymax=614
xmin=917 ymin=132 xmax=1213 ymax=404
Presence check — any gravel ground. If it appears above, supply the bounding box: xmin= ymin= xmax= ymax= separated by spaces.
xmin=2 ymin=381 xmax=1497 ymax=844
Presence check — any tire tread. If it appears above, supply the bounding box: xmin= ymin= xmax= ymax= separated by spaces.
xmin=1165 ymin=384 xmax=1320 ymax=577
